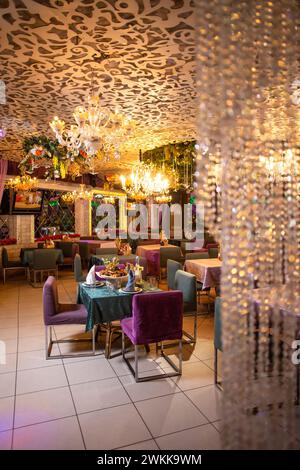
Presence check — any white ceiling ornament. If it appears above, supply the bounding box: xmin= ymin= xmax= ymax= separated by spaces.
xmin=0 ymin=0 xmax=196 ymax=170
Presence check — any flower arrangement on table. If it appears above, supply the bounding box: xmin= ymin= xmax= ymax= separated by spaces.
xmin=19 ymin=135 xmax=88 ymax=179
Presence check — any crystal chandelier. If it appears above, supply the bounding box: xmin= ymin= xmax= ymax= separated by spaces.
xmin=61 ymin=192 xmax=75 ymax=204
xmin=73 ymin=184 xmax=94 ymax=201
xmin=196 ymin=0 xmax=299 ymax=450
xmin=49 ymin=95 xmax=135 ymax=163
xmin=120 ymin=163 xmax=172 ymax=200
xmin=5 ymin=174 xmax=37 ymax=191
xmin=155 ymin=194 xmax=172 ymax=203
xmin=260 ymin=147 xmax=299 ymax=182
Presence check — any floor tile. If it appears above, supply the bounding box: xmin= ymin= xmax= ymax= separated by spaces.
xmin=13 ymin=416 xmax=84 ymax=450
xmin=0 ymin=328 xmax=17 ymax=340
xmin=0 ymin=317 xmax=17 ymax=328
xmin=212 ymin=420 xmax=223 ymax=432
xmin=18 ymin=325 xmax=45 ymax=338
xmin=185 ymin=385 xmax=222 ymax=422
xmin=17 ymin=348 xmax=62 ymax=370
xmin=14 ymin=387 xmax=75 ymax=428
xmin=109 ymin=352 xmax=160 ymax=377
xmin=0 ymin=396 xmax=14 ymax=431
xmin=16 ymin=365 xmax=68 ymax=395
xmin=71 ymin=377 xmax=130 ymax=414
xmin=0 ymin=372 xmax=16 ymax=398
xmin=64 ymin=357 xmax=116 ymax=385
xmin=0 ymin=430 xmax=12 ymax=450
xmin=3 ymin=339 xmax=17 ymax=354
xmin=0 ymin=353 xmax=17 ymax=374
xmin=169 ymin=362 xmax=215 ymax=391
xmin=119 ymin=439 xmax=159 ymax=450
xmin=193 ymin=340 xmax=215 ymax=360
xmin=79 ymin=404 xmax=151 ymax=449
xmin=120 ymin=372 xmax=180 ymax=402
xmin=18 ymin=335 xmax=46 ymax=353
xmin=156 ymin=423 xmax=222 ymax=450
xmin=135 ymin=393 xmax=208 ymax=437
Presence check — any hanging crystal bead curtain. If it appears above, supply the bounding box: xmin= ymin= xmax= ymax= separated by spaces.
xmin=196 ymin=0 xmax=299 ymax=449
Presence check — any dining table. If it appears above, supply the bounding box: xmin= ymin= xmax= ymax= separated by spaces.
xmin=88 ymin=253 xmax=136 ymax=270
xmin=184 ymin=258 xmax=222 ymax=289
xmin=135 ymin=244 xmax=173 ymax=277
xmin=77 ymin=281 xmax=161 ymax=331
xmin=20 ymin=247 xmax=64 ymax=266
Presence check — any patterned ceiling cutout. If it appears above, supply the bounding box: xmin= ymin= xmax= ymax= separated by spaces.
xmin=0 ymin=0 xmax=196 ymax=170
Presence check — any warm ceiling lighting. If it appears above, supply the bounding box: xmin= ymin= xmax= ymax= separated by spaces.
xmin=120 ymin=163 xmax=172 ymax=200
xmin=49 ymin=94 xmax=135 ymax=164
xmin=5 ymin=174 xmax=37 ymax=191
xmin=73 ymin=184 xmax=94 ymax=201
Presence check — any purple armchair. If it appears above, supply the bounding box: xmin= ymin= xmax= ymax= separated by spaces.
xmin=43 ymin=276 xmax=96 ymax=359
xmin=121 ymin=291 xmax=183 ymax=382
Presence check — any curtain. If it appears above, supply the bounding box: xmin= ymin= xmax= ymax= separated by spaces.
xmin=0 ymin=159 xmax=7 ymax=205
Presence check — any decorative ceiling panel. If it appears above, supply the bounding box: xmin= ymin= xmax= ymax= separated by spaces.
xmin=0 ymin=0 xmax=196 ymax=169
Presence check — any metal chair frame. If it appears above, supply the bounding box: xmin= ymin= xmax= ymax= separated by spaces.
xmin=45 ymin=324 xmax=98 ymax=359
xmin=122 ymin=333 xmax=182 ymax=382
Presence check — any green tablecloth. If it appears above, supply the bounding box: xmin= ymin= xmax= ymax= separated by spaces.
xmin=20 ymin=248 xmax=64 ymax=266
xmin=77 ymin=282 xmax=160 ymax=331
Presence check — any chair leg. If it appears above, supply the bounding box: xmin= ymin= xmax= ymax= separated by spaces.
xmin=45 ymin=325 xmax=53 ymax=359
xmin=122 ymin=331 xmax=125 ymax=359
xmin=105 ymin=324 xmax=112 ymax=359
xmin=46 ymin=324 xmax=100 ymax=359
xmin=3 ymin=268 xmax=5 ymax=284
xmin=178 ymin=339 xmax=183 ymax=375
xmin=134 ymin=345 xmax=139 ymax=382
xmin=92 ymin=326 xmax=95 ymax=355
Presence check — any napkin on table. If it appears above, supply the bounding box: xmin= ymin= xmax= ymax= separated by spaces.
xmin=123 ymin=268 xmax=135 ymax=292
xmin=86 ymin=265 xmax=96 ymax=284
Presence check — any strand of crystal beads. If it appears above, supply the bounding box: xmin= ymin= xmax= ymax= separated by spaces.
xmin=196 ymin=0 xmax=299 ymax=449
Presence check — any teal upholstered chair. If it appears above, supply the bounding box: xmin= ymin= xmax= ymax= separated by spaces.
xmin=167 ymin=259 xmax=182 ymax=290
xmin=56 ymin=241 xmax=78 ymax=266
xmin=174 ymin=270 xmax=198 ymax=343
xmin=160 ymin=246 xmax=183 ymax=268
xmin=74 ymin=254 xmax=85 ymax=282
xmin=1 ymin=247 xmax=27 ymax=284
xmin=29 ymin=249 xmax=60 ymax=287
xmin=160 ymin=246 xmax=183 ymax=279
xmin=185 ymin=251 xmax=209 ymax=260
xmin=96 ymin=247 xmax=118 ymax=256
xmin=78 ymin=242 xmax=90 ymax=269
xmin=208 ymin=247 xmax=219 ymax=258
xmin=214 ymin=296 xmax=222 ymax=389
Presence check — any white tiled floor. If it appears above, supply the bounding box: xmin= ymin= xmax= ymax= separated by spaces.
xmin=0 ymin=272 xmax=223 ymax=450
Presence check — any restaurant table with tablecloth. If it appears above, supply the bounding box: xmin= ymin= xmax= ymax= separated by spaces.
xmin=184 ymin=258 xmax=222 ymax=289
xmin=77 ymin=282 xmax=161 ymax=331
xmin=136 ymin=244 xmax=173 ymax=276
xmin=20 ymin=247 xmax=64 ymax=266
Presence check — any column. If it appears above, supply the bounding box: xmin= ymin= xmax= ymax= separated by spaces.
xmin=75 ymin=199 xmax=91 ymax=236
xmin=118 ymin=195 xmax=127 ymax=238
xmin=8 ymin=215 xmax=35 ymax=244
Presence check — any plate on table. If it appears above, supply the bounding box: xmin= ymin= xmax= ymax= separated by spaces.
xmin=119 ymin=287 xmax=143 ymax=294
xmin=82 ymin=281 xmax=105 ymax=288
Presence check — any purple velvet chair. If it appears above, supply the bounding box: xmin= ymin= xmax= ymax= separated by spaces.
xmin=121 ymin=291 xmax=183 ymax=382
xmin=43 ymin=276 xmax=96 ymax=359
